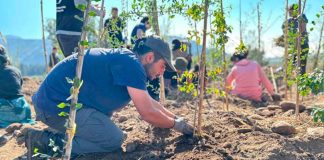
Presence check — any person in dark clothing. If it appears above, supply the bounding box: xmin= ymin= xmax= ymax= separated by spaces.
xmin=130 ymin=16 xmax=151 ymax=44
xmin=56 ymin=0 xmax=105 ymax=57
xmin=104 ymin=7 xmax=125 ymax=48
xmin=49 ymin=47 xmax=61 ymax=69
xmin=283 ymin=3 xmax=309 ymax=75
xmin=0 ymin=45 xmax=34 ymax=128
xmin=25 ymin=36 xmax=193 ymax=159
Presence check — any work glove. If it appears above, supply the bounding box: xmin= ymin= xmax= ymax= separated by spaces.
xmin=173 ymin=117 xmax=194 ymax=136
xmin=271 ymin=93 xmax=281 ymax=101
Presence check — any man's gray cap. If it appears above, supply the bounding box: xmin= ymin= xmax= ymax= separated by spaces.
xmin=144 ymin=35 xmax=176 ymax=72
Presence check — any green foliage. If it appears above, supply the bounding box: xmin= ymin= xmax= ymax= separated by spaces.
xmin=45 ymin=18 xmax=58 ymax=47
xmin=76 ymin=4 xmax=86 ymax=11
xmin=297 ymin=69 xmax=324 ymax=96
xmin=57 ymin=102 xmax=70 ymax=109
xmin=58 ymin=111 xmax=69 ymax=117
xmin=186 ymin=4 xmax=204 ymax=21
xmin=80 ymin=40 xmax=89 ymax=47
xmin=311 ymin=107 xmax=324 ymax=123
xmin=178 ymin=71 xmax=198 ymax=97
xmin=88 ymin=11 xmax=97 ymax=17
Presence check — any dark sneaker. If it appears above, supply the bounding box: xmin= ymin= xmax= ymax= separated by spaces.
xmin=0 ymin=135 xmax=10 ymax=146
xmin=25 ymin=128 xmax=64 ymax=160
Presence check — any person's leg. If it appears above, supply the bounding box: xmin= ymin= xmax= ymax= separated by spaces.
xmin=72 ymin=108 xmax=123 ymax=154
xmin=300 ymin=43 xmax=309 ymax=75
xmin=56 ymin=34 xmax=81 ymax=57
xmin=31 ymin=107 xmax=123 ymax=155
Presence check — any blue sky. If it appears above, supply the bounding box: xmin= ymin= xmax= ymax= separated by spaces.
xmin=0 ymin=0 xmax=323 ymax=57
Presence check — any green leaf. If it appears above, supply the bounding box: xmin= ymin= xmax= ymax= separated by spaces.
xmin=80 ymin=41 xmax=89 ymax=47
xmin=92 ymin=0 xmax=101 ymax=2
xmin=76 ymin=4 xmax=86 ymax=11
xmin=58 ymin=112 xmax=69 ymax=117
xmin=34 ymin=148 xmax=39 ymax=154
xmin=89 ymin=11 xmax=97 ymax=17
xmin=316 ymin=13 xmax=320 ymax=18
xmin=75 ymin=103 xmax=83 ymax=110
xmin=57 ymin=102 xmax=69 ymax=109
xmin=310 ymin=28 xmax=314 ymax=31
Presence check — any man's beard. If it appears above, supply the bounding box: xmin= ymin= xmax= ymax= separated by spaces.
xmin=143 ymin=63 xmax=157 ymax=80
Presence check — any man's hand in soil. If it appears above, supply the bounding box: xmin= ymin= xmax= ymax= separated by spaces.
xmin=173 ymin=117 xmax=194 ymax=136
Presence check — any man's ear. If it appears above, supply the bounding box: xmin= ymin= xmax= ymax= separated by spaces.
xmin=145 ymin=52 xmax=155 ymax=63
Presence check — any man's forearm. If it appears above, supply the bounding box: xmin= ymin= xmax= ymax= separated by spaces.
xmin=151 ymin=98 xmax=176 ymax=119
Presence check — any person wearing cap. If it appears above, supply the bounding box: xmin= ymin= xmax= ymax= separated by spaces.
xmin=164 ymin=39 xmax=191 ymax=92
xmin=226 ymin=50 xmax=280 ymax=102
xmin=26 ymin=36 xmax=194 ymax=158
xmin=164 ymin=57 xmax=188 ymax=95
xmin=0 ymin=45 xmax=34 ymax=128
xmin=49 ymin=47 xmax=61 ymax=69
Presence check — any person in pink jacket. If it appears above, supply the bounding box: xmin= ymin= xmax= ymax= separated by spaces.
xmin=226 ymin=50 xmax=277 ymax=102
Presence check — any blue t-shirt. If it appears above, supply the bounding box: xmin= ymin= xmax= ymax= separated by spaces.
xmin=32 ymin=48 xmax=147 ymax=116
xmin=130 ymin=23 xmax=147 ymax=44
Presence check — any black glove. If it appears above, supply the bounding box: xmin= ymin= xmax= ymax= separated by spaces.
xmin=272 ymin=94 xmax=281 ymax=101
xmin=173 ymin=117 xmax=194 ymax=136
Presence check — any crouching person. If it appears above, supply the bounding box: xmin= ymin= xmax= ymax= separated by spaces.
xmin=226 ymin=50 xmax=279 ymax=103
xmin=26 ymin=36 xmax=193 ymax=159
xmin=0 ymin=45 xmax=34 ymax=128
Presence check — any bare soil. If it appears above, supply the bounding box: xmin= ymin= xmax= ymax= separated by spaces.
xmin=0 ymin=77 xmax=323 ymax=160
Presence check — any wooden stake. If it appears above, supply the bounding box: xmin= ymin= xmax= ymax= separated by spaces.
xmin=150 ymin=0 xmax=165 ymax=104
xmin=221 ymin=0 xmax=228 ymax=111
xmin=295 ymin=0 xmax=302 ymax=117
xmin=40 ymin=0 xmax=48 ymax=73
xmin=63 ymin=1 xmax=92 ymax=159
xmin=257 ymin=2 xmax=261 ymax=52
xmin=270 ymin=67 xmax=278 ymax=93
xmin=239 ymin=0 xmax=242 ymax=42
xmin=197 ymin=0 xmax=209 ymax=136
xmin=283 ymin=0 xmax=289 ymax=100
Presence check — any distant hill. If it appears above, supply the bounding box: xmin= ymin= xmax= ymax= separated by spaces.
xmin=0 ymin=35 xmax=52 ymax=76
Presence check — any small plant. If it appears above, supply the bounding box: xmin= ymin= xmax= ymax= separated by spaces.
xmin=311 ymin=107 xmax=324 ymax=123
xmin=297 ymin=68 xmax=324 ymax=96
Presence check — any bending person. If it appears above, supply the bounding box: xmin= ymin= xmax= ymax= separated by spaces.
xmin=226 ymin=50 xmax=278 ymax=102
xmin=0 ymin=45 xmax=34 ymax=128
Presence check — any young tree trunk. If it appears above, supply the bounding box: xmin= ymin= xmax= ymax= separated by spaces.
xmin=295 ymin=0 xmax=302 ymax=117
xmin=257 ymin=2 xmax=261 ymax=52
xmin=97 ymin=0 xmax=105 ymax=47
xmin=197 ymin=0 xmax=209 ymax=136
xmin=313 ymin=20 xmax=324 ymax=69
xmin=220 ymin=0 xmax=228 ymax=111
xmin=151 ymin=0 xmax=166 ymax=104
xmin=63 ymin=1 xmax=92 ymax=159
xmin=239 ymin=0 xmax=242 ymax=42
xmin=40 ymin=0 xmax=48 ymax=73
xmin=284 ymin=0 xmax=289 ymax=100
